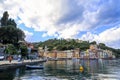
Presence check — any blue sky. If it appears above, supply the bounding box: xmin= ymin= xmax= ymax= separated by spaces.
xmin=0 ymin=0 xmax=120 ymax=49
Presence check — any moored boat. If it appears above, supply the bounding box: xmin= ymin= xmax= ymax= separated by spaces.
xmin=26 ymin=65 xmax=44 ymax=69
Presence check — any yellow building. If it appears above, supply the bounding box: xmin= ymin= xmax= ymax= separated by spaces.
xmin=38 ymin=47 xmax=44 ymax=57
xmin=43 ymin=49 xmax=80 ymax=59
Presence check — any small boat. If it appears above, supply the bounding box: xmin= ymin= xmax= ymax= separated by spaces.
xmin=26 ymin=65 xmax=44 ymax=69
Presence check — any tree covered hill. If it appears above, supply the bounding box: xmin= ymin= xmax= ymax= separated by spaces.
xmin=33 ymin=38 xmax=120 ymax=58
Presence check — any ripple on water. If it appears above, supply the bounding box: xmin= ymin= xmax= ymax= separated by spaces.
xmin=19 ymin=76 xmax=69 ymax=80
xmin=96 ymin=74 xmax=120 ymax=80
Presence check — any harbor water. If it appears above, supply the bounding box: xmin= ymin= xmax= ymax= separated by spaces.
xmin=0 ymin=59 xmax=120 ymax=80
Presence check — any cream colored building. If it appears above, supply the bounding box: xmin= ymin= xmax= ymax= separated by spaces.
xmin=42 ymin=49 xmax=80 ymax=59
xmin=87 ymin=45 xmax=114 ymax=59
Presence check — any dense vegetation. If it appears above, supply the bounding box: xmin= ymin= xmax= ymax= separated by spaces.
xmin=34 ymin=38 xmax=120 ymax=58
xmin=0 ymin=11 xmax=25 ymax=45
xmin=0 ymin=11 xmax=27 ymax=58
xmin=36 ymin=39 xmax=89 ymax=51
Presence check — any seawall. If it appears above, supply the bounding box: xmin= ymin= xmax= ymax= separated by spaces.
xmin=0 ymin=59 xmax=46 ymax=71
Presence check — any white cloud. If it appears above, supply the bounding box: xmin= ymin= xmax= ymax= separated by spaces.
xmin=80 ymin=32 xmax=97 ymax=42
xmin=23 ymin=30 xmax=33 ymax=42
xmin=80 ymin=26 xmax=120 ymax=48
xmin=95 ymin=26 xmax=120 ymax=43
xmin=58 ymin=23 xmax=79 ymax=39
xmin=0 ymin=0 xmax=120 ymax=48
xmin=0 ymin=0 xmax=93 ymax=39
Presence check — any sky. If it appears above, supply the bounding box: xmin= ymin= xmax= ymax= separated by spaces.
xmin=0 ymin=0 xmax=120 ymax=49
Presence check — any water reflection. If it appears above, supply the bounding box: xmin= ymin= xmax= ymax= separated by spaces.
xmin=0 ymin=70 xmax=14 ymax=80
xmin=0 ymin=59 xmax=120 ymax=80
xmin=0 ymin=67 xmax=26 ymax=80
xmin=43 ymin=59 xmax=114 ymax=79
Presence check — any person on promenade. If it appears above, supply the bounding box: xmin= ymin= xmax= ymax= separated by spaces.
xmin=8 ymin=55 xmax=12 ymax=63
xmin=18 ymin=55 xmax=22 ymax=62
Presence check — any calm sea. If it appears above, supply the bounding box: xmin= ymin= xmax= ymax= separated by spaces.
xmin=0 ymin=59 xmax=120 ymax=80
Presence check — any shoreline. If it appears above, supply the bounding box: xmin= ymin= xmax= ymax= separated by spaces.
xmin=47 ymin=57 xmax=118 ymax=61
xmin=0 ymin=58 xmax=118 ymax=71
xmin=0 ymin=59 xmax=46 ymax=71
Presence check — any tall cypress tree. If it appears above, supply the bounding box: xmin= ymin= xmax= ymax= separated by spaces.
xmin=0 ymin=11 xmax=9 ymax=26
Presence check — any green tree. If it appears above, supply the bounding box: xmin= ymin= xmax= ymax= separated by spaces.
xmin=0 ymin=11 xmax=9 ymax=26
xmin=90 ymin=41 xmax=97 ymax=45
xmin=5 ymin=44 xmax=18 ymax=55
xmin=0 ymin=25 xmax=25 ymax=44
xmin=20 ymin=44 xmax=28 ymax=59
xmin=7 ymin=18 xmax=17 ymax=27
xmin=0 ymin=11 xmax=25 ymax=44
xmin=98 ymin=43 xmax=106 ymax=49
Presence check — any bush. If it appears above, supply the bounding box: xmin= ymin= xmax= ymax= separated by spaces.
xmin=20 ymin=44 xmax=28 ymax=58
xmin=5 ymin=44 xmax=18 ymax=55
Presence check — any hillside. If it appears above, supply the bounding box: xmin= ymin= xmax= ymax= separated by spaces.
xmin=33 ymin=38 xmax=120 ymax=58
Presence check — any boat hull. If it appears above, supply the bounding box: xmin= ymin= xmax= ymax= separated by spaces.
xmin=26 ymin=65 xmax=44 ymax=69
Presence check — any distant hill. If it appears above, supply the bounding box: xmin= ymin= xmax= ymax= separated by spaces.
xmin=33 ymin=38 xmax=120 ymax=58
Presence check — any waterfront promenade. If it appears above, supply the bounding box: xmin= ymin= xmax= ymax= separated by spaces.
xmin=0 ymin=59 xmax=46 ymax=71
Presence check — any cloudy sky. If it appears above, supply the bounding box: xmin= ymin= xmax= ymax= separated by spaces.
xmin=0 ymin=0 xmax=120 ymax=49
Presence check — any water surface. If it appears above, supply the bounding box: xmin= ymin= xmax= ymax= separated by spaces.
xmin=0 ymin=59 xmax=120 ymax=80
